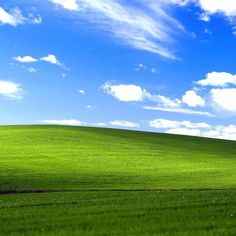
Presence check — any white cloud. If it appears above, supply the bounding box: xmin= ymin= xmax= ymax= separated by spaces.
xmin=15 ymin=54 xmax=66 ymax=68
xmin=164 ymin=123 xmax=236 ymax=140
xmin=171 ymin=0 xmax=236 ymax=17
xmin=49 ymin=0 xmax=185 ymax=58
xmin=0 ymin=80 xmax=23 ymax=100
xmin=197 ymin=72 xmax=236 ymax=87
xmin=25 ymin=67 xmax=37 ymax=73
xmin=50 ymin=0 xmax=80 ymax=10
xmin=92 ymin=122 xmax=106 ymax=127
xmin=14 ymin=56 xmax=38 ymax=63
xmin=103 ymin=83 xmax=181 ymax=107
xmin=103 ymin=82 xmax=213 ymax=116
xmin=41 ymin=119 xmax=83 ymax=126
xmin=149 ymin=118 xmax=211 ymax=129
xmin=166 ymin=128 xmax=201 ymax=136
xmin=202 ymin=125 xmax=236 ymax=140
xmin=168 ymin=0 xmax=190 ymax=6
xmin=211 ymin=88 xmax=236 ymax=112
xmin=151 ymin=68 xmax=157 ymax=73
xmin=102 ymin=83 xmax=147 ymax=102
xmin=147 ymin=94 xmax=181 ymax=108
xmin=144 ymin=106 xmax=213 ymax=117
xmin=110 ymin=120 xmax=140 ymax=128
xmin=148 ymin=118 xmax=236 ymax=140
xmin=86 ymin=105 xmax=92 ymax=109
xmin=0 ymin=7 xmax=41 ymax=26
xmin=149 ymin=119 xmax=180 ymax=129
xmin=31 ymin=16 xmax=42 ymax=24
xmin=199 ymin=12 xmax=210 ymax=22
xmin=40 ymin=54 xmax=63 ymax=67
xmin=79 ymin=89 xmax=85 ymax=94
xmin=170 ymin=0 xmax=236 ymax=31
xmin=197 ymin=0 xmax=236 ymax=17
xmin=134 ymin=64 xmax=157 ymax=74
xmin=138 ymin=64 xmax=147 ymax=69
xmin=182 ymin=90 xmax=205 ymax=107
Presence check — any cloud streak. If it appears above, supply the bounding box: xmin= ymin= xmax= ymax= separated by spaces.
xmin=49 ymin=0 xmax=184 ymax=58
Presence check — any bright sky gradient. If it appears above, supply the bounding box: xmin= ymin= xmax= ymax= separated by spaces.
xmin=1 ymin=0 xmax=236 ymax=140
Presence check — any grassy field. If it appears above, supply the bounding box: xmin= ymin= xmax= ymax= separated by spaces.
xmin=0 ymin=125 xmax=235 ymax=235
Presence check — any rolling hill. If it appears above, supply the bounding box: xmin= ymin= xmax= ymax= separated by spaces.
xmin=0 ymin=125 xmax=235 ymax=235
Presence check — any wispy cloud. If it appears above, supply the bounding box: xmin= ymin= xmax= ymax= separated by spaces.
xmin=0 ymin=7 xmax=41 ymax=26
xmin=25 ymin=67 xmax=38 ymax=73
xmin=50 ymin=0 xmax=80 ymax=10
xmin=49 ymin=0 xmax=185 ymax=59
xmin=144 ymin=106 xmax=214 ymax=117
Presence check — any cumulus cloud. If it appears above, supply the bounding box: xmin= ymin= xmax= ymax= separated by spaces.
xmin=49 ymin=0 xmax=185 ymax=59
xmin=103 ymin=82 xmax=212 ymax=116
xmin=102 ymin=83 xmax=147 ymax=102
xmin=103 ymin=83 xmax=181 ymax=106
xmin=182 ymin=90 xmax=205 ymax=107
xmin=110 ymin=120 xmax=140 ymax=128
xmin=40 ymin=54 xmax=63 ymax=67
xmin=41 ymin=119 xmax=139 ymax=128
xmin=41 ymin=119 xmax=83 ymax=126
xmin=149 ymin=118 xmax=236 ymax=140
xmin=0 ymin=80 xmax=23 ymax=100
xmin=197 ymin=72 xmax=236 ymax=87
xmin=171 ymin=0 xmax=236 ymax=24
xmin=166 ymin=128 xmax=201 ymax=136
xmin=0 ymin=7 xmax=41 ymax=26
xmin=206 ymin=125 xmax=236 ymax=140
xmin=92 ymin=122 xmax=106 ymax=127
xmin=211 ymin=88 xmax=236 ymax=112
xmin=149 ymin=118 xmax=207 ymax=137
xmin=14 ymin=56 xmax=38 ymax=63
xmin=197 ymin=0 xmax=236 ymax=17
xmin=149 ymin=118 xmax=211 ymax=129
xmin=14 ymin=54 xmax=65 ymax=68
xmin=50 ymin=0 xmax=80 ymax=10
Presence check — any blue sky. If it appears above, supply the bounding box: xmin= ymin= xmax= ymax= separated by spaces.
xmin=1 ymin=0 xmax=236 ymax=140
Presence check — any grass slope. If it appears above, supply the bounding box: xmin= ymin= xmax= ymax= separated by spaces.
xmin=0 ymin=125 xmax=235 ymax=235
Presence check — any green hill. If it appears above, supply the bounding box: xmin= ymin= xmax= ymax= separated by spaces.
xmin=0 ymin=125 xmax=235 ymax=235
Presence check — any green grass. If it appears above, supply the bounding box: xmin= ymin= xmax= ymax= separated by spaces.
xmin=0 ymin=125 xmax=235 ymax=235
